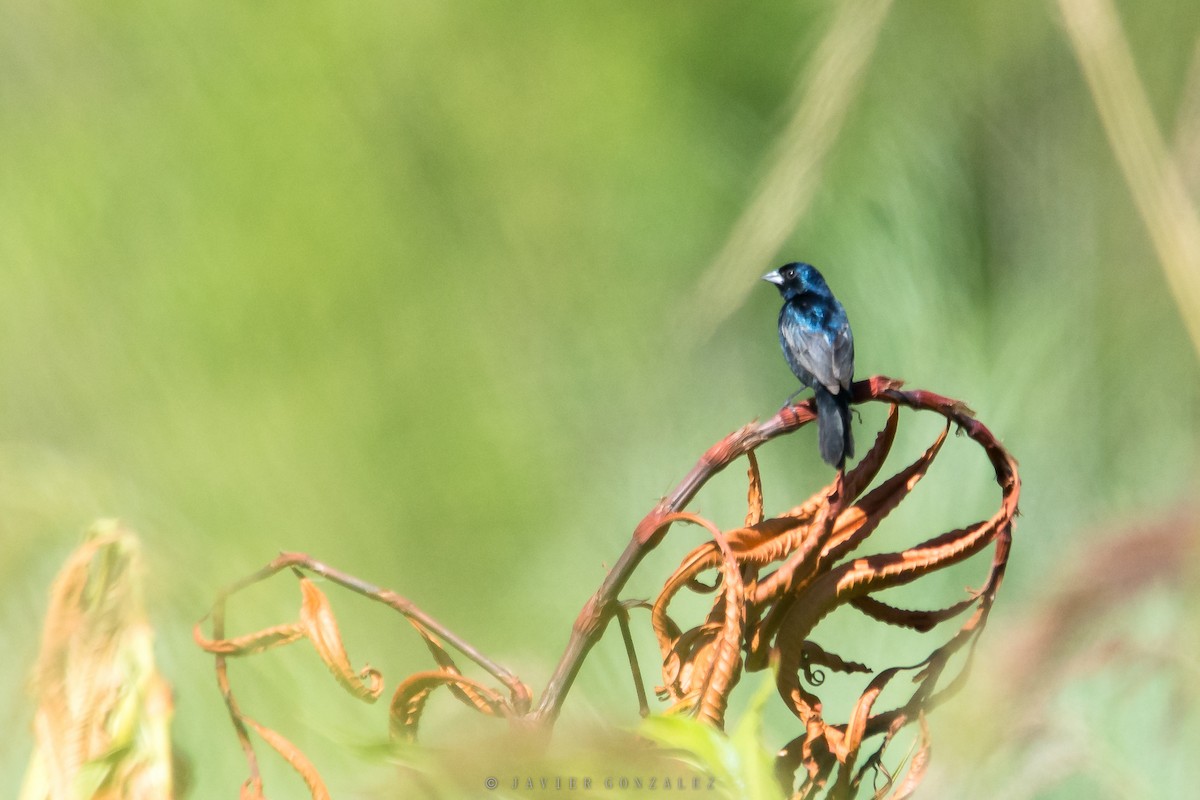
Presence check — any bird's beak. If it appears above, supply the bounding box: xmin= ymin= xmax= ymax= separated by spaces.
xmin=761 ymin=269 xmax=784 ymax=286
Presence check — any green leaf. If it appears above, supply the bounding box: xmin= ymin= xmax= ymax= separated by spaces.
xmin=731 ymin=674 xmax=786 ymax=800
xmin=640 ymin=674 xmax=785 ymax=800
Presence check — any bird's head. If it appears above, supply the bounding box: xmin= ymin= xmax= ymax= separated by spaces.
xmin=761 ymin=262 xmax=830 ymax=299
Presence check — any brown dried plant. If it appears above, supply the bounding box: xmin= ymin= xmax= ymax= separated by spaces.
xmin=22 ymin=521 xmax=174 ymax=800
xmin=196 ymin=376 xmax=1019 ymax=799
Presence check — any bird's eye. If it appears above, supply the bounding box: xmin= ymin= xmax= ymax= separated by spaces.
xmin=781 ymin=266 xmax=795 ymax=279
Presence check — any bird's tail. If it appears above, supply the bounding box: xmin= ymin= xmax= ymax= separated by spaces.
xmin=815 ymin=387 xmax=854 ymax=468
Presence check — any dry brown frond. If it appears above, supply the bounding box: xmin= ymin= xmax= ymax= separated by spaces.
xmin=196 ymin=376 xmax=1018 ymax=799
xmin=21 ymin=521 xmax=174 ymax=800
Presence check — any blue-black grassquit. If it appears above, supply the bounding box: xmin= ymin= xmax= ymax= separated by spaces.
xmin=763 ymin=262 xmax=855 ymax=468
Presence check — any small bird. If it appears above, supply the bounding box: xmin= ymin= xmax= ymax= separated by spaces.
xmin=763 ymin=262 xmax=855 ymax=468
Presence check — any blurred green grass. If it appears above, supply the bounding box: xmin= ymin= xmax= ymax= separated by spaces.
xmin=2 ymin=1 xmax=1199 ymax=797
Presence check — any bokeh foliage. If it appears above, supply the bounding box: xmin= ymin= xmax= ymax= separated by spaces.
xmin=2 ymin=1 xmax=1198 ymax=797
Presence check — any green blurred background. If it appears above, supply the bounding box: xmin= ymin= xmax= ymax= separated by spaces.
xmin=3 ymin=1 xmax=1199 ymax=797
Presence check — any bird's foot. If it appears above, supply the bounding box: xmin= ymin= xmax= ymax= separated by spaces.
xmin=781 ymin=388 xmax=810 ymax=409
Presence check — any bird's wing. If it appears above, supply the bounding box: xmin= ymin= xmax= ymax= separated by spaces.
xmin=831 ymin=325 xmax=854 ymax=391
xmin=781 ymin=317 xmax=844 ymax=395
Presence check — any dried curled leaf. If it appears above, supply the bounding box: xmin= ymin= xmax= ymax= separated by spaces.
xmin=298 ymin=577 xmax=384 ymax=702
xmin=22 ymin=521 xmax=174 ymax=800
xmin=660 ymin=512 xmax=746 ymax=727
xmin=644 ymin=379 xmax=1017 ymax=798
xmin=244 ymin=716 xmax=332 ymax=800
xmin=198 ymin=553 xmax=524 ymax=798
xmin=885 ymin=713 xmax=931 ymax=800
xmin=194 ymin=621 xmax=306 ymax=656
xmin=388 ymin=670 xmax=507 ymax=741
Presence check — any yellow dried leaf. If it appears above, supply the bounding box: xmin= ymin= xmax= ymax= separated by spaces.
xmin=244 ymin=717 xmax=331 ymax=800
xmin=298 ymin=577 xmax=383 ymax=702
xmin=193 ymin=621 xmax=306 ymax=656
